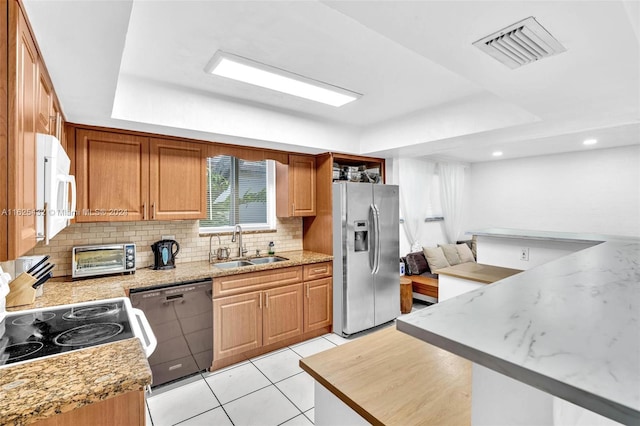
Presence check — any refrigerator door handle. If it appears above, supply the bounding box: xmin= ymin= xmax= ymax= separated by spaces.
xmin=369 ymin=204 xmax=376 ymax=273
xmin=371 ymin=203 xmax=381 ymax=274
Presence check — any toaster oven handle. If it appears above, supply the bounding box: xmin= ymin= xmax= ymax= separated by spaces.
xmin=132 ymin=308 xmax=157 ymax=358
xmin=75 ymin=245 xmax=128 ymax=252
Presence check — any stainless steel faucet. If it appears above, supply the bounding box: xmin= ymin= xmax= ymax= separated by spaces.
xmin=231 ymin=225 xmax=247 ymax=258
xmin=209 ymin=234 xmax=221 ymax=263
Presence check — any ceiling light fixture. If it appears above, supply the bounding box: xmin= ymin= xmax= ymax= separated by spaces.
xmin=492 ymin=151 xmax=503 ymax=157
xmin=583 ymin=139 xmax=598 ymax=146
xmin=204 ymin=51 xmax=361 ymax=107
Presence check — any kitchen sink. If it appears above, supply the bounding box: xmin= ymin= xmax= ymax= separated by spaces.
xmin=249 ymin=256 xmax=288 ymax=265
xmin=214 ymin=260 xmax=254 ymax=269
xmin=213 ymin=256 xmax=289 ymax=269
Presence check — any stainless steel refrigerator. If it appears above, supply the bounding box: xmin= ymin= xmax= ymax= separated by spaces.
xmin=333 ymin=182 xmax=400 ymax=337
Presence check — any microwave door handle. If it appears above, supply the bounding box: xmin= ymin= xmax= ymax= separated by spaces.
xmin=44 ymin=201 xmax=49 ymax=245
xmin=58 ymin=175 xmax=76 ymax=219
xmin=67 ymin=176 xmax=76 ymax=219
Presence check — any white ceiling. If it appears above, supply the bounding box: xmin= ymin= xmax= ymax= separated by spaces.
xmin=23 ymin=0 xmax=640 ymax=163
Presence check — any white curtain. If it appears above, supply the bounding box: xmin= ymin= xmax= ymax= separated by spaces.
xmin=398 ymin=158 xmax=436 ymax=251
xmin=438 ymin=162 xmax=466 ymax=243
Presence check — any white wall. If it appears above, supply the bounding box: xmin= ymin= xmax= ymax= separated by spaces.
xmin=465 ymin=145 xmax=640 ymax=237
xmin=476 ymin=236 xmax=599 ymax=270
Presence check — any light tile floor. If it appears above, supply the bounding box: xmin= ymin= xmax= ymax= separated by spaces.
xmin=146 ymin=300 xmax=431 ymax=426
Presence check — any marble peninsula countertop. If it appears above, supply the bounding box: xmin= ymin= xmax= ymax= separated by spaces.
xmin=2 ymin=250 xmax=331 ymax=425
xmin=397 ymin=239 xmax=640 ymax=425
xmin=469 ymin=227 xmax=637 ymax=244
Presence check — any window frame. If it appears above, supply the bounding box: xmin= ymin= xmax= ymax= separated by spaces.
xmin=199 ymin=157 xmax=276 ymax=233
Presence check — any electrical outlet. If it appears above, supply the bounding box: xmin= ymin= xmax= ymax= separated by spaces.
xmin=161 ymin=235 xmax=175 ymax=240
xmin=520 ymin=248 xmax=529 ymax=261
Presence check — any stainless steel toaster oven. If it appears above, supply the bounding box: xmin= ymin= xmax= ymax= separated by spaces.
xmin=72 ymin=243 xmax=136 ymax=279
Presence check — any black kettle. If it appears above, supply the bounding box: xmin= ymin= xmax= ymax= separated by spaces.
xmin=151 ymin=239 xmax=180 ymax=270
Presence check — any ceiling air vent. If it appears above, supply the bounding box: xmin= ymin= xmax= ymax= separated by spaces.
xmin=473 ymin=16 xmax=566 ymax=69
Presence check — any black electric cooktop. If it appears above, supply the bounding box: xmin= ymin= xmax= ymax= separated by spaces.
xmin=0 ymin=300 xmax=134 ymax=367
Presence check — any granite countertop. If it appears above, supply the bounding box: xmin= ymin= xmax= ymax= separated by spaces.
xmin=0 ymin=339 xmax=152 ymax=425
xmin=2 ymin=249 xmax=332 ymax=424
xmin=11 ymin=250 xmax=333 ymax=310
xmin=397 ymin=240 xmax=640 ymax=425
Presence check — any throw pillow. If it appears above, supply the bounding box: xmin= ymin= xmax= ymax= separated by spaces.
xmin=439 ymin=243 xmax=462 ymax=265
xmin=423 ymin=247 xmax=451 ymax=271
xmin=405 ymin=252 xmax=430 ymax=275
xmin=456 ymin=243 xmax=475 ymax=263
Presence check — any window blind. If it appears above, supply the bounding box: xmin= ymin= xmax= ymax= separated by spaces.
xmin=201 ymin=155 xmax=268 ymax=229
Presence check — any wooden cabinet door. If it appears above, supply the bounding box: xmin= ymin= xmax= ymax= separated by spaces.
xmin=36 ymin=62 xmax=54 ymax=135
xmin=304 ymin=278 xmax=332 ymax=332
xmin=51 ymin=99 xmax=63 ymax=141
xmin=149 ymin=138 xmax=207 ymax=220
xmin=263 ymin=283 xmax=303 ymax=346
xmin=8 ymin=6 xmax=39 ymax=258
xmin=75 ymin=129 xmax=149 ymax=222
xmin=276 ymin=154 xmax=316 ymax=217
xmin=290 ymin=155 xmax=316 ymax=216
xmin=33 ymin=389 xmax=145 ymax=426
xmin=214 ymin=292 xmax=262 ymax=360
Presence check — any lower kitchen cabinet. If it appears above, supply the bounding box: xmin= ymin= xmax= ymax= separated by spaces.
xmin=263 ymin=283 xmax=303 ymax=346
xmin=32 ymin=389 xmax=145 ymax=426
xmin=212 ymin=262 xmax=332 ymax=369
xmin=213 ymin=283 xmax=303 ymax=361
xmin=213 ymin=291 xmax=262 ymax=360
xmin=304 ymin=277 xmax=332 ymax=332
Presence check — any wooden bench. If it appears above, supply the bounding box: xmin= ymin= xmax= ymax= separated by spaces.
xmin=410 ymin=275 xmax=438 ymax=299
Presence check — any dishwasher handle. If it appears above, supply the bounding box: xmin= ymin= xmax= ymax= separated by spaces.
xmin=163 ymin=293 xmax=185 ymax=304
xmin=132 ymin=308 xmax=158 ymax=358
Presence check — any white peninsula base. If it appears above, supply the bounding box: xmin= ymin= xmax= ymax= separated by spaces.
xmin=473 ymin=364 xmax=621 ymax=426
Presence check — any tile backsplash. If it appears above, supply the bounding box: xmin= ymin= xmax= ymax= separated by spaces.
xmin=17 ymin=218 xmax=303 ymax=277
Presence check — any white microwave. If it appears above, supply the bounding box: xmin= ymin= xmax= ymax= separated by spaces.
xmin=36 ymin=134 xmax=76 ymax=244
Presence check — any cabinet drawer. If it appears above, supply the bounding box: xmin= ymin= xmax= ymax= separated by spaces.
xmin=303 ymin=262 xmax=332 ymax=281
xmin=214 ymin=266 xmax=303 ymax=298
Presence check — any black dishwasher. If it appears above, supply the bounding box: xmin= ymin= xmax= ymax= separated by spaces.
xmin=129 ymin=278 xmax=212 ymax=387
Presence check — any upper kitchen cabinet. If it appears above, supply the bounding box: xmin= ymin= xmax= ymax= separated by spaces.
xmin=74 ymin=128 xmax=207 ymax=222
xmin=8 ymin=2 xmax=39 ymax=259
xmin=75 ymin=129 xmax=149 ymax=222
xmin=36 ymin=61 xmax=65 ymax=144
xmin=0 ymin=0 xmax=67 ymax=260
xmin=276 ymin=154 xmax=316 ymax=217
xmin=302 ymin=153 xmax=385 ymax=255
xmin=149 ymin=138 xmax=207 ymax=220
xmin=1 ymin=1 xmax=39 ymax=260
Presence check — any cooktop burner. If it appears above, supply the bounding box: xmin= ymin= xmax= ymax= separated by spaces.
xmin=0 ymin=300 xmax=134 ymax=367
xmin=11 ymin=312 xmax=56 ymax=326
xmin=62 ymin=304 xmax=120 ymax=321
xmin=5 ymin=342 xmax=44 ymax=361
xmin=55 ymin=323 xmax=124 ymax=346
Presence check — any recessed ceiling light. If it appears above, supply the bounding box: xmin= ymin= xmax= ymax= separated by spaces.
xmin=492 ymin=151 xmax=503 ymax=157
xmin=204 ymin=51 xmax=361 ymax=107
xmin=583 ymin=139 xmax=598 ymax=146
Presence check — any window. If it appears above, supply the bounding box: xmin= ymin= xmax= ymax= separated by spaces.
xmin=200 ymin=155 xmax=275 ymax=232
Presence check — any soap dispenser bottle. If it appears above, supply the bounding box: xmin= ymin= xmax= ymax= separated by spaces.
xmin=268 ymin=241 xmax=275 ymax=255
